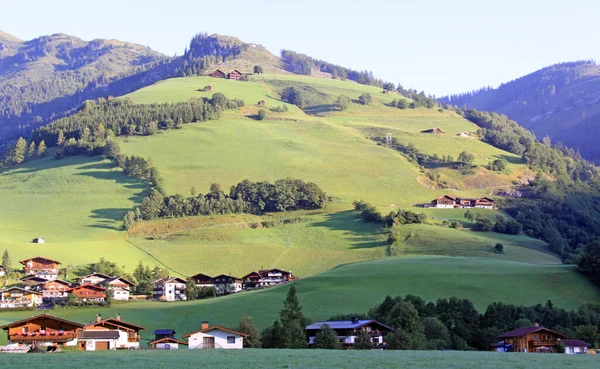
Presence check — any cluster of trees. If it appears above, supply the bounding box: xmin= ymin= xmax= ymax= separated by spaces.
xmin=358 ymin=93 xmax=372 ymax=105
xmin=125 ymin=179 xmax=327 ymax=228
xmin=464 ymin=211 xmax=522 ymax=235
xmin=280 ymin=50 xmax=390 ymax=87
xmin=396 ymin=86 xmax=440 ymax=109
xmin=174 ymin=33 xmax=248 ymax=77
xmin=1 ymin=137 xmax=47 ymax=167
xmin=375 ymin=136 xmax=461 ymax=172
xmin=352 ymin=200 xmax=426 ymax=227
xmin=270 ymin=104 xmax=289 ymax=113
xmin=335 ymin=95 xmax=350 ymax=111
xmin=487 ymin=158 xmax=508 ymax=172
xmin=280 ymin=87 xmax=308 ymax=108
xmin=184 ymin=282 xmax=218 ymax=301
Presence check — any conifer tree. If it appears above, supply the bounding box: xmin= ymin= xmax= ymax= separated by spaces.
xmin=280 ymin=285 xmax=307 ymax=348
xmin=37 ymin=140 xmax=47 ymax=156
xmin=238 ymin=315 xmax=262 ymax=348
xmin=12 ymin=137 xmax=27 ymax=164
xmin=27 ymin=141 xmax=37 ymax=158
xmin=1 ymin=249 xmax=12 ymax=273
xmin=56 ymin=130 xmax=65 ymax=146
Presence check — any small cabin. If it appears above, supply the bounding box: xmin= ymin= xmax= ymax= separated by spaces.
xmin=227 ymin=70 xmax=244 ymax=80
xmin=32 ymin=237 xmax=46 ymax=244
xmin=258 ymin=100 xmax=266 ymax=107
xmin=203 ymin=85 xmax=212 ymax=92
xmin=382 ymin=89 xmax=390 ymax=94
xmin=209 ymin=70 xmax=227 ymax=79
xmin=421 ymin=127 xmax=444 ymax=134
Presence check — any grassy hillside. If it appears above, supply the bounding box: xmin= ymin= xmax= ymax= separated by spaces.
xmin=0 ymin=155 xmax=157 ymax=269
xmin=1 ymin=256 xmax=598 ymax=344
xmin=1 ymin=350 xmax=598 ymax=369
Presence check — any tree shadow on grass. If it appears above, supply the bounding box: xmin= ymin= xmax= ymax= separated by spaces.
xmin=88 ymin=208 xmax=131 ymax=230
xmin=310 ymin=210 xmax=389 ymax=250
xmin=303 ymin=104 xmax=339 ymax=116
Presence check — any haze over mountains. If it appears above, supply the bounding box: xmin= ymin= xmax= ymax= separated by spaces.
xmin=440 ymin=61 xmax=600 ymax=163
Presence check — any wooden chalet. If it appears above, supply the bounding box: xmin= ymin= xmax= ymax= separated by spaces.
xmin=31 ymin=279 xmax=71 ymax=299
xmin=258 ymin=100 xmax=266 ymax=107
xmin=79 ymin=272 xmax=112 ymax=285
xmin=99 ymin=276 xmax=136 ymax=301
xmin=475 ymin=197 xmax=495 ymax=209
xmin=305 ymin=318 xmax=394 ymax=348
xmin=0 ymin=287 xmax=42 ymax=308
xmin=431 ymin=195 xmax=455 ymax=208
xmin=208 ymin=69 xmax=227 ymax=79
xmin=241 ymin=271 xmax=261 ymax=286
xmin=79 ymin=313 xmax=145 ymax=350
xmin=187 ymin=273 xmax=214 ymax=287
xmin=213 ymin=274 xmax=243 ymax=294
xmin=456 ymin=198 xmax=476 ymax=208
xmin=19 ymin=256 xmax=61 ymax=280
xmin=69 ymin=284 xmax=106 ymax=301
xmin=497 ymin=325 xmax=565 ymax=353
xmin=20 ymin=275 xmax=48 ymax=287
xmin=257 ymin=268 xmax=295 ymax=286
xmin=0 ymin=313 xmax=84 ymax=350
xmin=421 ymin=127 xmax=444 ymax=134
xmin=227 ymin=69 xmax=244 ymax=80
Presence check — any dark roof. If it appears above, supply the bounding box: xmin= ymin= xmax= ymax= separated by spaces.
xmin=154 ymin=277 xmax=187 ymax=284
xmin=101 ymin=276 xmax=136 ymax=287
xmin=213 ymin=274 xmax=241 ymax=281
xmin=153 ymin=329 xmax=176 ymax=335
xmin=562 ymin=339 xmax=591 ymax=347
xmin=19 ymin=256 xmax=62 ymax=265
xmin=1 ymin=287 xmax=42 ymax=295
xmin=80 ymin=272 xmax=112 ymax=280
xmin=77 ymin=330 xmax=120 ymax=339
xmin=498 ymin=326 xmax=565 ymax=338
xmin=305 ymin=319 xmax=394 ymax=332
xmin=187 ymin=273 xmax=213 ymax=280
xmin=0 ymin=313 xmax=85 ymax=330
xmin=149 ymin=337 xmax=188 ymax=345
xmin=182 ymin=325 xmax=248 ymax=338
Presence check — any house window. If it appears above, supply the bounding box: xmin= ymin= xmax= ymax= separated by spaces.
xmin=227 ymin=336 xmax=235 ymax=344
xmin=532 ymin=335 xmax=537 ymax=340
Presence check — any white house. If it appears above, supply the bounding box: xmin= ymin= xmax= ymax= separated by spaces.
xmin=100 ymin=276 xmax=136 ymax=301
xmin=182 ymin=321 xmax=246 ymax=349
xmin=212 ymin=274 xmax=243 ymax=294
xmin=153 ymin=277 xmax=187 ymax=301
xmin=562 ymin=339 xmax=591 ymax=354
xmin=79 ymin=314 xmax=145 ymax=350
xmin=149 ymin=337 xmax=188 ymax=349
xmin=79 ymin=272 xmax=112 ymax=286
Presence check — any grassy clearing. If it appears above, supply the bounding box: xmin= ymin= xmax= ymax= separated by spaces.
xmin=0 ymin=349 xmax=597 ymax=369
xmin=0 ymin=155 xmax=157 ymax=269
xmin=1 ymin=256 xmax=597 ymax=343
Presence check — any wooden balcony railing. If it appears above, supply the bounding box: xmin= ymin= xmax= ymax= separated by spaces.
xmin=10 ymin=332 xmax=77 ymax=342
xmin=531 ymin=340 xmax=557 ymax=346
xmin=128 ymin=336 xmax=140 ymax=342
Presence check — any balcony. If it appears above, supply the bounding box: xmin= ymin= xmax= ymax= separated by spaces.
xmin=127 ymin=336 xmax=140 ymax=343
xmin=531 ymin=340 xmax=557 ymax=347
xmin=10 ymin=332 xmax=77 ymax=342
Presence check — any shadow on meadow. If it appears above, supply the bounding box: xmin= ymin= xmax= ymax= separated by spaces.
xmin=311 ymin=210 xmax=389 ymax=250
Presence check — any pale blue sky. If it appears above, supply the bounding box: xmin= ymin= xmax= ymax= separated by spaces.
xmin=1 ymin=0 xmax=597 ymax=95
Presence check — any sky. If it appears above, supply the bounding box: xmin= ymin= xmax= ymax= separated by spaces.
xmin=1 ymin=0 xmax=598 ymax=96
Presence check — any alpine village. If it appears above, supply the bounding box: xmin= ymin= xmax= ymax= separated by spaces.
xmin=1 ymin=3 xmax=600 ymax=368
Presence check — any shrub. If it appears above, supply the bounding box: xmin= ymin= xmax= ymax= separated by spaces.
xmin=257 ymin=109 xmax=267 ymax=120
xmin=358 ymin=93 xmax=372 ymax=105
xmin=495 ymin=243 xmax=504 ymax=253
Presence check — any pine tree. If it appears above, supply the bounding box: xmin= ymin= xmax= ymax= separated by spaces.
xmin=37 ymin=140 xmax=47 ymax=156
xmin=27 ymin=141 xmax=37 ymax=158
xmin=12 ymin=137 xmax=27 ymax=164
xmin=280 ymin=285 xmax=307 ymax=348
xmin=56 ymin=130 xmax=65 ymax=146
xmin=355 ymin=331 xmax=374 ymax=350
xmin=1 ymin=249 xmax=12 ymax=273
xmin=238 ymin=315 xmax=262 ymax=348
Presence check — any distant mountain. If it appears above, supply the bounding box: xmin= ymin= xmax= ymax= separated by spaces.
xmin=0 ymin=31 xmax=170 ymax=146
xmin=439 ymin=61 xmax=600 ymax=162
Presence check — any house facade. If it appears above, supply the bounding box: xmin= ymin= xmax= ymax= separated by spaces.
xmin=432 ymin=195 xmax=455 ymax=208
xmin=0 ymin=287 xmax=43 ymax=308
xmin=562 ymin=339 xmax=591 ymax=354
xmin=0 ymin=313 xmax=83 ymax=350
xmin=497 ymin=325 xmax=566 ymax=353
xmin=208 ymin=69 xmax=226 ymax=78
xmin=31 ymin=279 xmax=71 ymax=299
xmin=227 ymin=70 xmax=243 ymax=80
xmin=430 ymin=196 xmax=495 ymax=209
xmin=213 ymin=274 xmax=243 ymax=294
xmin=100 ymin=276 xmax=135 ymax=301
xmin=19 ymin=256 xmax=61 ymax=280
xmin=79 ymin=314 xmax=145 ymax=350
xmin=257 ymin=269 xmax=294 ymax=286
xmin=187 ymin=273 xmax=215 ymax=288
xmin=149 ymin=329 xmax=187 ymax=349
xmin=305 ymin=318 xmax=394 ymax=348
xmin=70 ymin=285 xmax=106 ymax=302
xmin=79 ymin=272 xmax=112 ymax=285
xmin=153 ymin=277 xmax=187 ymax=301
xmin=183 ymin=322 xmax=246 ymax=349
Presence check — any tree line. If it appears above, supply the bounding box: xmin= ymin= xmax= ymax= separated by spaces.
xmin=124 ymin=179 xmax=327 ymax=229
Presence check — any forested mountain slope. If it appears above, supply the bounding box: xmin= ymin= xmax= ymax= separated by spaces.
xmin=439 ymin=61 xmax=600 ymax=162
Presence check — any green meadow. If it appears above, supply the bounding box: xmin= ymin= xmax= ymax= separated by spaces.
xmin=0 ymin=349 xmax=598 ymax=369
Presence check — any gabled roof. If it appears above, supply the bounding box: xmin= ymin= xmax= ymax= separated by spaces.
xmin=230 ymin=69 xmax=243 ymax=74
xmin=19 ymin=256 xmax=62 ymax=265
xmin=259 ymin=268 xmax=291 ymax=274
xmin=20 ymin=275 xmax=47 ymax=282
xmin=77 ymin=330 xmax=120 ymax=339
xmin=182 ymin=325 xmax=248 ymax=338
xmin=149 ymin=337 xmax=188 ymax=345
xmin=80 ymin=272 xmax=112 ymax=280
xmin=498 ymin=326 xmax=565 ymax=338
xmin=70 ymin=284 xmax=106 ymax=292
xmin=1 ymin=287 xmax=42 ymax=295
xmin=35 ymin=279 xmax=71 ymax=287
xmin=561 ymin=339 xmax=591 ymax=347
xmin=213 ymin=274 xmax=241 ymax=281
xmin=101 ymin=276 xmax=136 ymax=287
xmin=305 ymin=319 xmax=394 ymax=332
xmin=187 ymin=273 xmax=213 ymax=280
xmin=88 ymin=317 xmax=146 ymax=331
xmin=0 ymin=313 xmax=84 ymax=330
xmin=153 ymin=329 xmax=176 ymax=335
xmin=154 ymin=276 xmax=187 ymax=284
xmin=241 ymin=271 xmax=260 ymax=279
xmin=435 ymin=195 xmax=455 ymax=201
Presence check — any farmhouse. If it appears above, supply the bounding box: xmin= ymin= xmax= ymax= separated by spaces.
xmin=227 ymin=69 xmax=244 ymax=80
xmin=79 ymin=314 xmax=145 ymax=350
xmin=257 ymin=268 xmax=295 ymax=286
xmin=20 ymin=256 xmax=61 ymax=280
xmin=153 ymin=277 xmax=187 ymax=301
xmin=421 ymin=127 xmax=444 ymax=134
xmin=0 ymin=313 xmax=84 ymax=350
xmin=208 ymin=69 xmax=226 ymax=78
xmin=562 ymin=339 xmax=591 ymax=354
xmin=187 ymin=273 xmax=214 ymax=288
xmin=182 ymin=321 xmax=247 ymax=349
xmin=69 ymin=285 xmax=106 ymax=302
xmin=79 ymin=272 xmax=112 ymax=285
xmin=475 ymin=197 xmax=495 ymax=209
xmin=149 ymin=329 xmax=188 ymax=349
xmin=497 ymin=324 xmax=565 ymax=353
xmin=432 ymin=195 xmax=455 ymax=208
xmin=204 ymin=85 xmax=212 ymax=92
xmin=258 ymin=100 xmax=266 ymax=107
xmin=30 ymin=279 xmax=71 ymax=299
xmin=213 ymin=274 xmax=243 ymax=294
xmin=32 ymin=237 xmax=46 ymax=243
xmin=99 ymin=276 xmax=136 ymax=301
xmin=305 ymin=317 xmax=394 ymax=348
xmin=0 ymin=287 xmax=43 ymax=308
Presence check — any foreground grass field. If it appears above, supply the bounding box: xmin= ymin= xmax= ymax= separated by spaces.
xmin=0 ymin=349 xmax=597 ymax=369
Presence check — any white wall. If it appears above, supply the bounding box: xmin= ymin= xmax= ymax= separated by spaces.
xmin=188 ymin=330 xmax=243 ymax=349
xmin=156 ymin=342 xmax=180 ymax=349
